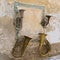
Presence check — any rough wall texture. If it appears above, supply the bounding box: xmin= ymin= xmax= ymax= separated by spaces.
xmin=0 ymin=0 xmax=60 ymax=60
xmin=0 ymin=16 xmax=15 ymax=56
xmin=6 ymin=0 xmax=60 ymax=14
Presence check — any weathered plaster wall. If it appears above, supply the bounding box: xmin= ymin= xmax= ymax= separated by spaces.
xmin=0 ymin=0 xmax=60 ymax=60
xmin=6 ymin=0 xmax=60 ymax=14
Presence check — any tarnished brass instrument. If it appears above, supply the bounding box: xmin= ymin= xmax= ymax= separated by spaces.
xmin=39 ymin=33 xmax=51 ymax=56
xmin=21 ymin=36 xmax=32 ymax=56
xmin=41 ymin=15 xmax=51 ymax=28
xmin=12 ymin=36 xmax=32 ymax=58
xmin=12 ymin=9 xmax=32 ymax=58
xmin=39 ymin=15 xmax=51 ymax=56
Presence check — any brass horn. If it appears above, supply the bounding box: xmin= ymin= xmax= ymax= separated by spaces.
xmin=12 ymin=36 xmax=32 ymax=58
xmin=39 ymin=33 xmax=51 ymax=56
xmin=41 ymin=15 xmax=51 ymax=28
